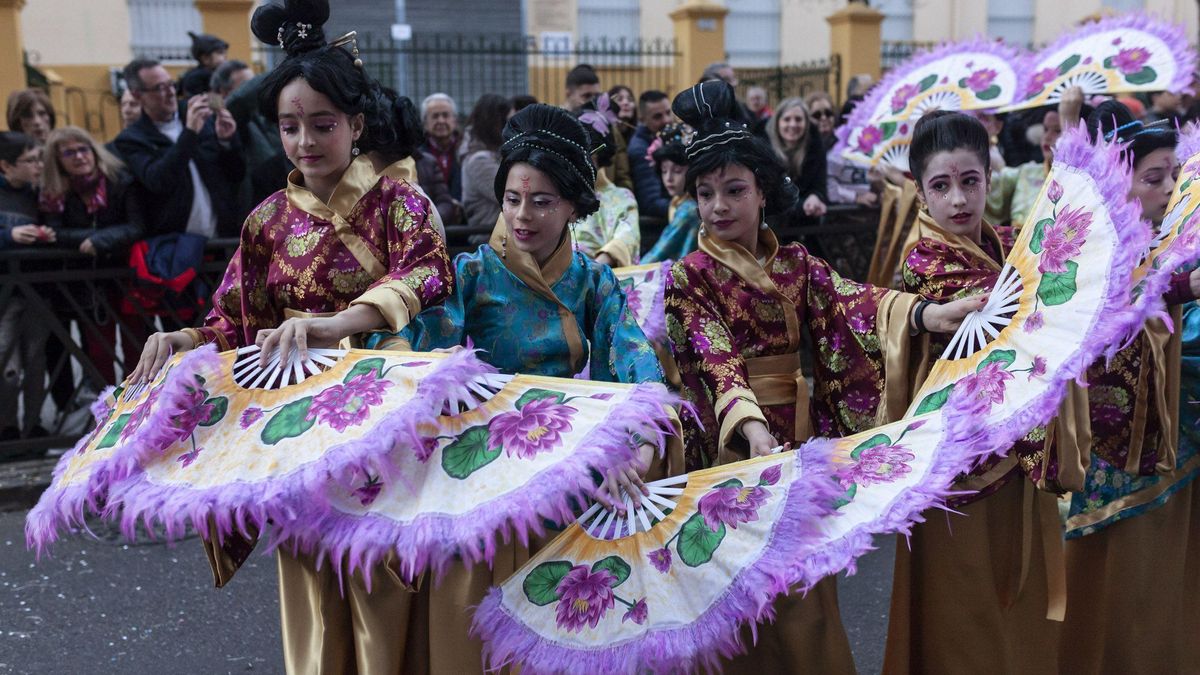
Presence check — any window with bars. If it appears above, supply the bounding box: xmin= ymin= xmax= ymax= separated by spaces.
xmin=724 ymin=0 xmax=780 ymax=68
xmin=988 ymin=0 xmax=1035 ymax=46
xmin=127 ymin=0 xmax=203 ymax=63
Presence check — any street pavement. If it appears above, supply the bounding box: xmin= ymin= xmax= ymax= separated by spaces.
xmin=0 ymin=509 xmax=896 ymax=674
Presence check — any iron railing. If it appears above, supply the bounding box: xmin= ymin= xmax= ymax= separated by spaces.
xmin=735 ymin=55 xmax=841 ymax=108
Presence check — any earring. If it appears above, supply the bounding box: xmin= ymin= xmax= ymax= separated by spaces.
xmin=918 ymin=201 xmax=929 ymax=215
xmin=699 ymin=223 xmax=707 ymax=237
xmin=759 ymin=205 xmax=769 ymax=231
xmin=351 ymin=141 xmax=360 ymax=157
xmin=501 ymin=232 xmax=507 ymax=259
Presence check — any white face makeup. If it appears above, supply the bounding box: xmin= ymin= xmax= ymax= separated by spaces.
xmin=917 ymin=148 xmax=990 ymax=242
xmin=277 ymin=78 xmax=363 ymax=200
xmin=695 ymin=163 xmax=765 ymax=250
xmin=1130 ymin=146 xmax=1179 ymax=225
xmin=502 ymin=162 xmax=576 ymax=264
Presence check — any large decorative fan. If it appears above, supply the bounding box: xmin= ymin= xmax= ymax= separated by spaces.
xmin=1125 ymin=123 xmax=1200 ymax=327
xmin=613 ymin=262 xmax=671 ymax=346
xmin=1001 ymin=12 xmax=1196 ymax=113
xmin=835 ymin=38 xmax=1023 ymax=170
xmin=470 ymin=125 xmax=1152 ymax=673
xmin=25 ymin=347 xmax=494 ymax=554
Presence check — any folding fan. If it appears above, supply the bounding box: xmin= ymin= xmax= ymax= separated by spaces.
xmin=613 ymin=262 xmax=671 ymax=346
xmin=1001 ymin=12 xmax=1196 ymax=113
xmin=1125 ymin=122 xmax=1200 ymax=328
xmin=470 ymin=125 xmax=1151 ymax=674
xmin=835 ymin=38 xmax=1023 ymax=170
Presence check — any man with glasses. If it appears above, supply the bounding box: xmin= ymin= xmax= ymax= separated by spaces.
xmin=114 ymin=58 xmax=245 ymax=240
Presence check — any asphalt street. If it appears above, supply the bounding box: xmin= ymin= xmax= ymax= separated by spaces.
xmin=0 ymin=510 xmax=896 ymax=674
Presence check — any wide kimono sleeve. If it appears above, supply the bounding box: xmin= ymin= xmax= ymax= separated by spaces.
xmin=665 ymin=260 xmax=768 ymax=454
xmin=642 ymin=199 xmax=699 ymax=263
xmin=801 ymin=251 xmax=920 ymax=435
xmin=587 ymin=263 xmax=663 ymax=384
xmin=901 ymin=238 xmax=995 ymax=302
xmin=576 ymin=187 xmax=641 ymax=268
xmin=349 ymin=189 xmax=453 ymax=332
xmin=193 ymin=200 xmax=278 ymax=350
xmin=375 ymin=251 xmax=479 ymax=352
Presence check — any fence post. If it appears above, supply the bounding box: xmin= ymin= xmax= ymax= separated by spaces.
xmin=826 ymin=1 xmax=883 ymax=105
xmin=670 ymin=0 xmax=729 ymax=91
xmin=0 ymin=0 xmax=26 ymax=122
xmin=194 ymin=0 xmax=255 ymax=63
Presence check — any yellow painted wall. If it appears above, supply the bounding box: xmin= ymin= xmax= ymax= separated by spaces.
xmin=22 ymin=0 xmax=131 ymax=66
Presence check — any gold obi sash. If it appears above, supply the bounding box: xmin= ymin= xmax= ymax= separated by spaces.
xmin=744 ymin=352 xmax=813 ymax=443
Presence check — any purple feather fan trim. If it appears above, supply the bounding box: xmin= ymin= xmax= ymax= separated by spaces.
xmin=471 ymin=439 xmax=841 ymax=674
xmin=96 ymin=345 xmax=224 ymax=486
xmin=1019 ymin=11 xmax=1196 ymax=96
xmin=833 ymin=36 xmax=1023 ymax=156
xmin=1123 ymin=122 xmax=1200 ymax=341
xmin=640 ymin=261 xmax=672 ymax=346
xmin=23 ymin=348 xmax=223 ymax=556
xmin=936 ymin=124 xmax=1148 ymax=462
xmin=276 ymin=382 xmax=685 ymax=584
xmin=104 ymin=347 xmax=496 ymax=552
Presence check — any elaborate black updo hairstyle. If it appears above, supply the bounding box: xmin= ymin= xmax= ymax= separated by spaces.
xmin=251 ymin=0 xmax=422 ymax=160
xmin=650 ymin=123 xmax=689 ymax=169
xmin=1086 ymin=99 xmax=1176 ymax=167
xmin=494 ymin=104 xmax=600 ymax=219
xmin=672 ymin=81 xmax=798 ymax=217
xmin=575 ymin=95 xmax=618 ymax=168
xmin=908 ymin=111 xmax=992 ymax=187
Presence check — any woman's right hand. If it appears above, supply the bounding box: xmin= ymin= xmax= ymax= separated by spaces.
xmin=128 ymin=331 xmax=195 ymax=384
xmin=741 ymin=419 xmax=790 ymax=458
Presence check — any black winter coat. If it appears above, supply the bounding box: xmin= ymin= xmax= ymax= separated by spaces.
xmin=43 ymin=171 xmax=145 ymax=263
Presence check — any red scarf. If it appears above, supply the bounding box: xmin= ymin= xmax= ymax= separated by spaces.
xmin=40 ymin=172 xmax=108 ymax=215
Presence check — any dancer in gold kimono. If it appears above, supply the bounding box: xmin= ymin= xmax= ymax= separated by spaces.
xmin=664 ymin=80 xmax=983 ymax=673
xmin=127 ymin=1 xmax=453 ymax=671
xmin=1060 ymin=100 xmax=1200 ymax=674
xmin=882 ymin=111 xmax=1065 ymax=675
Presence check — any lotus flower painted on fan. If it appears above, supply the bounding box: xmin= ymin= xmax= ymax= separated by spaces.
xmin=306 ymin=372 xmax=393 ymax=432
xmin=488 ymin=396 xmax=577 ymax=459
xmin=963 ymin=68 xmax=997 ymax=93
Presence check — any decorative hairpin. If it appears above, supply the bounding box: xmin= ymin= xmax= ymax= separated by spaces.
xmin=1102 ymin=117 xmax=1173 ymax=142
xmin=685 ymin=127 xmax=753 ymax=160
xmin=329 ymin=31 xmax=363 ymax=68
xmin=278 ymin=22 xmax=315 ymax=49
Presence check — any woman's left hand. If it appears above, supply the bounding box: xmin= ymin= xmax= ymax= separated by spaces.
xmin=79 ymin=238 xmax=96 ymax=256
xmin=594 ymin=252 xmax=617 ymax=267
xmin=921 ymin=294 xmax=990 ymax=334
xmin=256 ymin=316 xmax=345 ymax=368
xmin=594 ymin=443 xmax=655 ymax=514
xmin=803 ymin=194 xmax=827 ymax=217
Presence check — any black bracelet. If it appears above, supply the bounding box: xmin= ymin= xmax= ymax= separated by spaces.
xmin=914 ymin=300 xmax=931 ymax=335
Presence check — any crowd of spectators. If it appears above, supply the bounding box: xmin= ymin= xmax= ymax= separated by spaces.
xmin=5 ymin=27 xmax=1198 ymax=453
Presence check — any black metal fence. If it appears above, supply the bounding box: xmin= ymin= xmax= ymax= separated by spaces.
xmin=880 ymin=40 xmax=938 ymax=72
xmin=735 ymin=56 xmax=841 ymax=108
xmin=260 ymin=33 xmax=679 ymax=115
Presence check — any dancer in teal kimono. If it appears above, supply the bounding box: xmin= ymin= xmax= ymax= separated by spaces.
xmin=643 ymin=124 xmax=701 ymax=263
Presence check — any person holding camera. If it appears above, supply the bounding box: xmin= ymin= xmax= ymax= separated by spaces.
xmin=114 ymin=58 xmax=245 ymax=240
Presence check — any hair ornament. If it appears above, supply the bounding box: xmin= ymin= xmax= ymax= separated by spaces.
xmin=685 ymin=127 xmax=753 ymax=160
xmin=329 ymin=31 xmax=363 ymax=68
xmin=1102 ymin=117 xmax=1172 ymax=142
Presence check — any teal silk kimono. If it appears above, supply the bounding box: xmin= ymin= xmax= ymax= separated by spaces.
xmin=371 ymin=243 xmax=664 ymax=384
xmin=643 ymin=196 xmax=700 ymax=264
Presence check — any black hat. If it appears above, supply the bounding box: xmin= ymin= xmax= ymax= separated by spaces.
xmin=189 ymin=32 xmax=230 ymax=61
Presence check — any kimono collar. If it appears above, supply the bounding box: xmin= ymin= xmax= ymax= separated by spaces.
xmin=699 ymin=227 xmax=800 ymax=351
xmin=286 ymin=155 xmax=387 ymax=278
xmin=912 ymin=210 xmax=1005 ymax=272
xmin=376 ymin=156 xmax=417 ymax=184
xmin=487 ymin=214 xmax=587 ymax=371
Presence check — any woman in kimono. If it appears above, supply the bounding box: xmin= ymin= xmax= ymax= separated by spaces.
xmin=642 ymin=124 xmax=701 ymax=263
xmin=570 ymin=95 xmax=641 ymax=267
xmin=127 ymin=1 xmax=453 ymax=671
xmin=373 ymin=103 xmax=677 ymax=673
xmin=883 ymin=111 xmax=1066 ymax=674
xmin=663 ymin=80 xmax=982 ymax=673
xmin=1060 ymin=101 xmax=1200 ymax=674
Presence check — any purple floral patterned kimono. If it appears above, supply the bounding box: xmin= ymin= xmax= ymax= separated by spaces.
xmin=665 ymin=228 xmax=919 ymax=673
xmin=195 ymin=156 xmax=452 ymax=675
